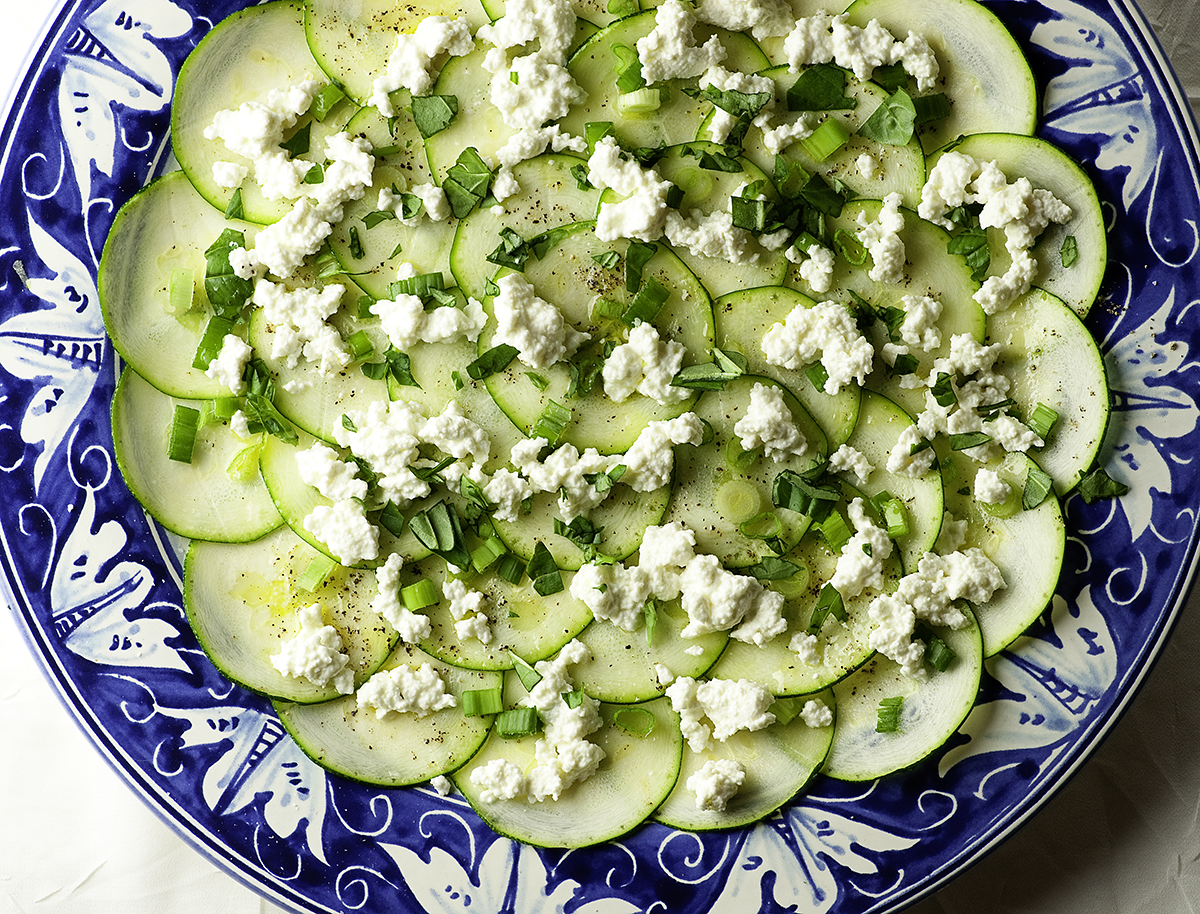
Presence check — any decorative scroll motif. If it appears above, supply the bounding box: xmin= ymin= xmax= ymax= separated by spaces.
xmin=0 ymin=1 xmax=1195 ymax=912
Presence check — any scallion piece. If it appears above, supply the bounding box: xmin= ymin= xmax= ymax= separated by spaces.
xmin=876 ymin=695 xmax=904 ymax=732
xmin=226 ymin=442 xmax=263 ymax=482
xmin=191 ymin=316 xmax=235 ymax=371
xmin=585 ymin=121 xmax=615 ymax=152
xmin=870 ymin=491 xmax=910 ymax=539
xmin=496 ymin=552 xmax=526 ymax=585
xmin=818 ymin=509 xmax=852 ymax=552
xmin=167 ymin=268 xmax=195 ymax=315
xmin=530 ymin=400 xmax=572 ymax=445
xmin=800 ymin=117 xmax=851 ymax=162
xmin=622 ymin=276 xmax=670 ymax=325
xmin=296 ymin=554 xmax=337 ymax=592
xmin=924 ymin=634 xmax=956 ymax=672
xmin=311 ymin=82 xmax=346 ymax=121
xmin=644 ymin=598 xmax=657 ymax=647
xmin=167 ymin=405 xmax=201 ymax=463
xmin=1028 ymin=402 xmax=1059 ymax=441
xmin=769 ymin=696 xmax=804 ymax=725
xmin=461 ymin=686 xmax=504 ymax=717
xmin=471 ymin=536 xmax=508 ymax=573
xmin=496 ymin=706 xmax=541 ymax=738
xmin=616 ymin=87 xmax=660 ymax=116
xmin=401 ymin=578 xmax=440 ymax=611
xmin=806 ymin=363 xmax=830 ymax=392
xmin=345 ymin=329 xmax=374 ymax=362
xmin=613 ymin=707 xmax=656 ymax=737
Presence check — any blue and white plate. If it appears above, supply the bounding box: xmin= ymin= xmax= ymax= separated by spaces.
xmin=1 ymin=1 xmax=1196 ymax=912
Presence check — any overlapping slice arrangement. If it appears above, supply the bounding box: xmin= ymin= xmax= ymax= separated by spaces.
xmin=99 ymin=0 xmax=1118 ymax=848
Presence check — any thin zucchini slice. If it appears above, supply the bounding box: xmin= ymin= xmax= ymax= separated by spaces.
xmin=990 ymin=288 xmax=1111 ymax=494
xmin=454 ymin=689 xmax=682 ymax=848
xmin=274 ymin=643 xmax=500 ymax=786
xmin=654 ymin=690 xmax=835 ymax=831
xmin=112 ymin=367 xmax=283 ymax=543
xmin=99 ymin=171 xmax=255 ymax=400
xmin=940 ymin=449 xmax=1065 ymax=656
xmin=663 ymin=375 xmax=827 ymax=567
xmin=479 ymin=225 xmax=713 ymax=453
xmin=844 ymin=0 xmax=1038 ymax=153
xmin=823 ymin=606 xmax=983 ymax=780
xmin=185 ymin=525 xmax=397 ymax=702
xmin=305 ymin=0 xmax=491 ymax=107
xmin=714 ymin=285 xmax=860 ymax=449
xmin=938 ymin=133 xmax=1107 ymax=318
xmin=173 ymin=1 xmax=354 ymax=223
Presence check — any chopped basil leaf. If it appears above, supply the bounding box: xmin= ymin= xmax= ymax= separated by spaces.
xmin=947 ymin=226 xmax=991 ymax=282
xmin=223 ymin=187 xmax=244 ymax=220
xmin=280 ymin=122 xmax=311 ymax=157
xmin=912 ymin=92 xmax=951 ymax=124
xmin=362 ymin=209 xmax=398 ymax=230
xmin=745 ymin=555 xmax=801 ymax=581
xmin=786 ymin=64 xmax=857 ymax=112
xmin=361 ymin=346 xmax=421 ymax=388
xmin=1023 ymin=462 xmax=1055 ymax=510
xmin=680 ymin=142 xmax=742 ymax=173
xmin=467 ymin=343 xmax=520 ymax=380
xmin=592 ymin=250 xmax=621 ymax=270
xmin=685 ymin=83 xmax=773 ymax=119
xmin=203 ymin=228 xmax=253 ymax=319
xmin=1076 ymin=466 xmax=1129 ymax=503
xmin=411 ymin=94 xmax=459 ymax=139
xmin=443 ymin=147 xmax=493 ymax=218
xmin=625 ymin=240 xmax=656 ymax=291
xmin=1060 ymin=234 xmax=1079 ymax=267
xmin=857 ymin=88 xmax=917 ymax=146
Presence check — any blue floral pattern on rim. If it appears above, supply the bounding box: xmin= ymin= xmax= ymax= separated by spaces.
xmin=0 ymin=1 xmax=1197 ymax=912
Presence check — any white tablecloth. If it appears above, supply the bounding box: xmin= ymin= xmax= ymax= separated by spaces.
xmin=2 ymin=3 xmax=1200 ymax=913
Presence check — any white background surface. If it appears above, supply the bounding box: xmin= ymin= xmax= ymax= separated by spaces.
xmin=3 ymin=3 xmax=1200 ymax=913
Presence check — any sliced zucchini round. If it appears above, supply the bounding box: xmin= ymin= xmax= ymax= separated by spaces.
xmin=185 ymin=525 xmax=397 ymax=702
xmin=823 ymin=606 xmax=983 ymax=780
xmin=112 ymin=367 xmax=282 ymax=543
xmin=274 ymin=643 xmax=501 ymax=786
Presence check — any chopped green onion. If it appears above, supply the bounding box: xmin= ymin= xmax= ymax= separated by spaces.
xmin=616 ymin=87 xmax=661 ymax=116
xmin=613 ymin=707 xmax=656 ymax=737
xmin=496 ymin=706 xmax=541 ymax=738
xmin=191 ymin=316 xmax=235 ymax=371
xmin=167 ymin=268 xmax=195 ymax=315
xmin=167 ymin=405 xmax=201 ymax=463
xmin=922 ymin=631 xmax=957 ymax=672
xmin=806 ymin=363 xmax=830 ymax=392
xmin=346 ymin=329 xmax=374 ymax=362
xmin=296 ymin=554 xmax=337 ymax=592
xmin=1028 ymin=402 xmax=1059 ymax=441
xmin=818 ymin=509 xmax=852 ymax=552
xmin=592 ymin=250 xmax=621 ymax=270
xmin=461 ymin=686 xmax=504 ymax=717
xmin=496 ymin=552 xmax=527 ymax=585
xmin=800 ymin=117 xmax=852 ymax=161
xmin=311 ymin=82 xmax=346 ymax=121
xmin=870 ymin=491 xmax=910 ymax=539
xmin=471 ymin=536 xmax=508 ymax=573
xmin=530 ymin=400 xmax=572 ymax=445
xmin=401 ymin=578 xmax=440 ymax=610
xmin=226 ymin=442 xmax=263 ymax=482
xmin=769 ymin=696 xmax=805 ymax=725
xmin=585 ymin=121 xmax=615 ymax=152
xmin=525 ymin=372 xmax=549 ymax=391
xmin=876 ymin=695 xmax=904 ymax=732
xmin=644 ymin=598 xmax=657 ymax=646
xmin=622 ymin=276 xmax=670 ymax=325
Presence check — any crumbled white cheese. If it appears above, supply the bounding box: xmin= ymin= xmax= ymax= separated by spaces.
xmin=665 ymin=676 xmax=776 ymax=752
xmin=370 ymin=552 xmax=433 ymax=643
xmin=569 ymin=561 xmax=652 ymax=631
xmin=856 ymin=191 xmax=906 ymax=284
xmin=253 ymin=279 xmax=351 ymax=375
xmin=800 ymin=699 xmax=834 ymax=728
xmin=637 ymin=521 xmax=698 ymax=600
xmin=271 ymin=603 xmax=355 ymax=694
xmin=510 ymin=437 xmax=619 ymax=521
xmin=886 ymin=424 xmax=936 ymax=478
xmin=898 ymin=293 xmax=942 ymax=352
xmin=783 ymin=14 xmax=940 ymax=92
xmin=370 ymin=16 xmax=475 ymax=115
xmin=733 ymin=381 xmax=809 ymax=461
xmin=295 ymin=442 xmax=367 ymax=503
xmin=636 ymin=0 xmax=727 ymax=83
xmin=974 ymin=467 xmax=1011 ymax=505
xmin=831 ymin=497 xmax=893 ymax=599
xmin=430 ymin=775 xmax=454 ymax=796
xmin=620 ymin=413 xmax=706 ymax=492
xmin=334 ymin=399 xmax=429 ymax=506
xmin=370 ymin=293 xmax=488 ymax=351
xmin=471 ymin=758 xmax=529 ymax=803
xmin=488 ymin=52 xmax=585 ymax=130
xmin=687 ymin=758 xmax=746 ymax=812
xmin=443 ymin=578 xmax=493 ymax=644
xmin=587 ymin=136 xmax=674 ymax=242
xmin=355 ymin=662 xmax=457 ymax=718
xmin=856 ymin=152 xmax=881 ymax=179
xmin=761 ymin=300 xmax=874 ymax=394
xmin=789 ymin=630 xmax=821 ymax=665
xmin=797 ymin=243 xmax=835 ymax=293
xmin=491 ymin=273 xmax=590 ymax=370
xmin=828 ymin=443 xmax=873 ymax=486
xmin=603 ymin=322 xmax=689 ymax=405
xmin=303 ymin=498 xmax=380 ymax=566
xmin=204 ymin=333 xmax=252 ymax=394
xmin=483 ymin=468 xmax=533 ymax=523
xmin=212 ymin=160 xmax=248 ymax=190
xmin=419 ymin=400 xmax=492 ymax=482
xmin=693 ymin=0 xmax=794 ymax=39
xmin=477 ymin=0 xmax=576 ymax=64
xmin=664 ymin=209 xmax=760 ymax=265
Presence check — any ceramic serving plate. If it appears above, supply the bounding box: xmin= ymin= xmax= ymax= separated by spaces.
xmin=1 ymin=0 xmax=1197 ymax=911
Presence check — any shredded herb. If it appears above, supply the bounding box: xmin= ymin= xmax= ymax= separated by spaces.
xmin=411 ymin=94 xmax=459 ymax=138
